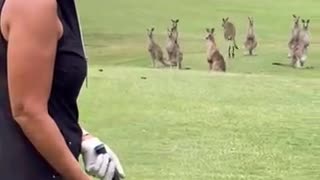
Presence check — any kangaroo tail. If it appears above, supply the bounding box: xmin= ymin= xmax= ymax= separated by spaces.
xmin=272 ymin=62 xmax=291 ymax=67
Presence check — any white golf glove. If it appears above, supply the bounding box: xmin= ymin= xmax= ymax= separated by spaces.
xmin=81 ymin=137 xmax=125 ymax=180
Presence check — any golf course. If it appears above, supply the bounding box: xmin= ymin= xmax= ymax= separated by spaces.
xmin=77 ymin=0 xmax=320 ymax=179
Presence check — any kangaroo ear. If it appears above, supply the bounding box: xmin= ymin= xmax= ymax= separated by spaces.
xmin=226 ymin=17 xmax=229 ymax=21
xmin=293 ymin=14 xmax=296 ymax=18
xmin=206 ymin=28 xmax=210 ymax=33
xmin=301 ymin=19 xmax=305 ymax=23
xmin=171 ymin=19 xmax=175 ymax=23
xmin=222 ymin=18 xmax=225 ymax=22
xmin=151 ymin=27 xmax=155 ymax=32
xmin=307 ymin=19 xmax=310 ymax=23
xmin=211 ymin=28 xmax=215 ymax=33
xmin=176 ymin=19 xmax=179 ymax=23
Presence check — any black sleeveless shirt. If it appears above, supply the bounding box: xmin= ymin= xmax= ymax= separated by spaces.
xmin=0 ymin=0 xmax=87 ymax=179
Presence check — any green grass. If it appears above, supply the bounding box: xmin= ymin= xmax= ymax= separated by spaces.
xmin=77 ymin=1 xmax=320 ymax=179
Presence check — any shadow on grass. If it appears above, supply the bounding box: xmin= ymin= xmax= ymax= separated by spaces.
xmin=272 ymin=62 xmax=315 ymax=70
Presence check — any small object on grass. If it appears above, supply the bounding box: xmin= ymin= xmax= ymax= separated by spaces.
xmin=141 ymin=76 xmax=147 ymax=80
xmin=99 ymin=69 xmax=104 ymax=72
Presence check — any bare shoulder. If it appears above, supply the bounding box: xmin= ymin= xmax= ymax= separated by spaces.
xmin=4 ymin=0 xmax=57 ymax=15
xmin=1 ymin=0 xmax=62 ymax=40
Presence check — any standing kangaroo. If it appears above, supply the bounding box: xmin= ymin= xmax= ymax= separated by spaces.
xmin=244 ymin=17 xmax=258 ymax=56
xmin=274 ymin=35 xmax=305 ymax=68
xmin=299 ymin=19 xmax=310 ymax=66
xmin=274 ymin=17 xmax=312 ymax=69
xmin=222 ymin=17 xmax=239 ymax=59
xmin=288 ymin=14 xmax=301 ymax=58
xmin=205 ymin=28 xmax=226 ymax=72
xmin=147 ymin=28 xmax=169 ymax=68
xmin=166 ymin=28 xmax=183 ymax=69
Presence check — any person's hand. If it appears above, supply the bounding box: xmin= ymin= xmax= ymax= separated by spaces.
xmin=81 ymin=137 xmax=125 ymax=180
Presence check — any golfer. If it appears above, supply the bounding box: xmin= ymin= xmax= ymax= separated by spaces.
xmin=0 ymin=0 xmax=125 ymax=179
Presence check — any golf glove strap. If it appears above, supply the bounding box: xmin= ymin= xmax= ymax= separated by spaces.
xmin=81 ymin=137 xmax=125 ymax=179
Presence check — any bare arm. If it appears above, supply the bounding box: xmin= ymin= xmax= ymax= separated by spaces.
xmin=82 ymin=127 xmax=95 ymax=141
xmin=2 ymin=0 xmax=89 ymax=179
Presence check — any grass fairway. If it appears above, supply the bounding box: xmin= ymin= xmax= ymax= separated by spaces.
xmin=77 ymin=0 xmax=320 ymax=179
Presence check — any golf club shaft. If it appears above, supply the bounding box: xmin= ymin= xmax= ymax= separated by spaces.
xmin=74 ymin=0 xmax=89 ymax=88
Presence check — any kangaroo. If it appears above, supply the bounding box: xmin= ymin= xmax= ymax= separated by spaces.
xmin=273 ymin=40 xmax=304 ymax=68
xmin=170 ymin=19 xmax=183 ymax=69
xmin=205 ymin=28 xmax=226 ymax=72
xmin=299 ymin=19 xmax=310 ymax=66
xmin=276 ymin=28 xmax=305 ymax=69
xmin=273 ymin=19 xmax=312 ymax=69
xmin=244 ymin=17 xmax=258 ymax=56
xmin=222 ymin=17 xmax=239 ymax=59
xmin=288 ymin=14 xmax=301 ymax=58
xmin=166 ymin=28 xmax=183 ymax=69
xmin=147 ymin=28 xmax=169 ymax=68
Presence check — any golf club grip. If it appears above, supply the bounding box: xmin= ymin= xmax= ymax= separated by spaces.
xmin=95 ymin=144 xmax=121 ymax=180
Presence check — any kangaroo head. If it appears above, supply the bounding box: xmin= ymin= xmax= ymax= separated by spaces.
xmin=292 ymin=14 xmax=300 ymax=27
xmin=222 ymin=17 xmax=229 ymax=28
xmin=205 ymin=28 xmax=215 ymax=41
xmin=171 ymin=19 xmax=179 ymax=30
xmin=147 ymin=27 xmax=155 ymax=39
xmin=301 ymin=19 xmax=310 ymax=30
xmin=248 ymin=17 xmax=254 ymax=27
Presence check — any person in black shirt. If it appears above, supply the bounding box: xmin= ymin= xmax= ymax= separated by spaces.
xmin=0 ymin=0 xmax=125 ymax=179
